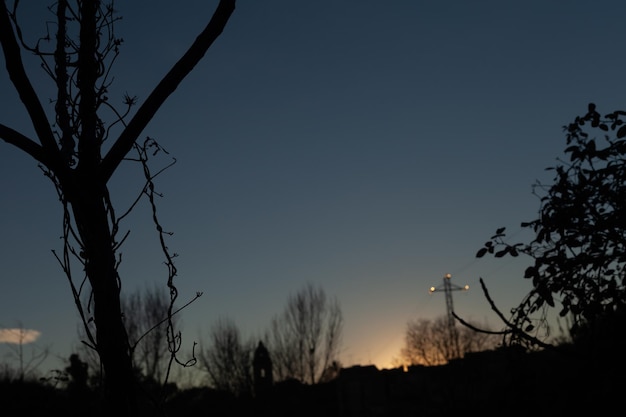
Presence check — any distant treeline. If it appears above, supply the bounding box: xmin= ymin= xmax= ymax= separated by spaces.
xmin=2 ymin=334 xmax=622 ymax=417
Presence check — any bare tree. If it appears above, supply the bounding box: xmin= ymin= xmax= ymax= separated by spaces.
xmin=77 ymin=282 xmax=202 ymax=394
xmin=0 ymin=1 xmax=236 ymax=414
xmin=198 ymin=317 xmax=255 ymax=396
xmin=0 ymin=323 xmax=49 ymax=381
xmin=399 ymin=316 xmax=500 ymax=367
xmin=269 ymin=283 xmax=343 ymax=384
xmin=124 ymin=284 xmax=178 ymax=384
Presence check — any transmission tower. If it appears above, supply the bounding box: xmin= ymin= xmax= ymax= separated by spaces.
xmin=429 ymin=273 xmax=469 ymax=358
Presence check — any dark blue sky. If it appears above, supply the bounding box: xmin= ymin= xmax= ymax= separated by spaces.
xmin=2 ymin=1 xmax=626 ymax=373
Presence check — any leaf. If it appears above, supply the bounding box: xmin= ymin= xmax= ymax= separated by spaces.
xmin=586 ymin=139 xmax=596 ymax=152
xmin=476 ymin=247 xmax=488 ymax=258
xmin=564 ymin=145 xmax=578 ymax=153
xmin=496 ymin=227 xmax=506 ymax=234
xmin=617 ymin=124 xmax=626 ymax=138
xmin=494 ymin=248 xmax=508 ymax=258
xmin=524 ymin=324 xmax=535 ymax=332
xmin=523 ymin=266 xmax=535 ymax=278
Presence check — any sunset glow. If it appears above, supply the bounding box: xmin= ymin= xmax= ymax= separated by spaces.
xmin=1 ymin=1 xmax=624 ymax=386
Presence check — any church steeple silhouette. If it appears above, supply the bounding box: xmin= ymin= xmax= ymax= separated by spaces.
xmin=253 ymin=341 xmax=273 ymax=397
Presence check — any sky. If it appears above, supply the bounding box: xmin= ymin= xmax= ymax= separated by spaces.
xmin=2 ymin=0 xmax=626 ymax=378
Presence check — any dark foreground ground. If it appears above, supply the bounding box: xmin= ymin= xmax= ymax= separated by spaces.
xmin=1 ymin=339 xmax=622 ymax=417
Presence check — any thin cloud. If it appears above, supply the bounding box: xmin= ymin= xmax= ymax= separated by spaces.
xmin=0 ymin=328 xmax=41 ymax=344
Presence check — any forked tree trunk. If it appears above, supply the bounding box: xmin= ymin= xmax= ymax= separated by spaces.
xmin=68 ymin=3 xmax=137 ymax=411
xmin=0 ymin=1 xmax=237 ymax=415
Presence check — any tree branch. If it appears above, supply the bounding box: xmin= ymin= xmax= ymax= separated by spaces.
xmin=100 ymin=0 xmax=236 ymax=183
xmin=0 ymin=123 xmax=48 ymax=164
xmin=469 ymin=277 xmax=554 ymax=349
xmin=76 ymin=0 xmax=100 ymax=172
xmin=453 ymin=311 xmax=510 ymax=335
xmin=0 ymin=1 xmax=63 ymax=170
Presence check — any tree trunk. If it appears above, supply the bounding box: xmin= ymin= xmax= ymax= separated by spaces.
xmin=69 ymin=178 xmax=137 ymax=416
xmin=1 ymin=1 xmax=237 ymax=414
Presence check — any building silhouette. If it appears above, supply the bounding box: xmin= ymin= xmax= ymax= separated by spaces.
xmin=252 ymin=341 xmax=273 ymax=398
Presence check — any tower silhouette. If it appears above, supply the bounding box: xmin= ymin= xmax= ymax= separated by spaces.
xmin=429 ymin=273 xmax=469 ymax=358
xmin=253 ymin=341 xmax=273 ymax=398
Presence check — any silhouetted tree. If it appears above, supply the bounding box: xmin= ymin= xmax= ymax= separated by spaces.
xmin=318 ymin=359 xmax=342 ymax=383
xmin=65 ymin=353 xmax=88 ymax=390
xmin=64 ymin=352 xmax=94 ymax=413
xmin=0 ymin=323 xmax=49 ymax=382
xmin=398 ymin=316 xmax=499 ymax=366
xmin=475 ymin=103 xmax=626 ymax=348
xmin=0 ymin=1 xmax=236 ymax=414
xmin=269 ymin=282 xmax=343 ymax=384
xmin=198 ymin=317 xmax=255 ymax=397
xmin=124 ymin=283 xmax=179 ymax=384
xmin=77 ymin=284 xmax=192 ymax=390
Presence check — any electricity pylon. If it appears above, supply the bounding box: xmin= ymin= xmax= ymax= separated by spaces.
xmin=429 ymin=273 xmax=469 ymax=358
